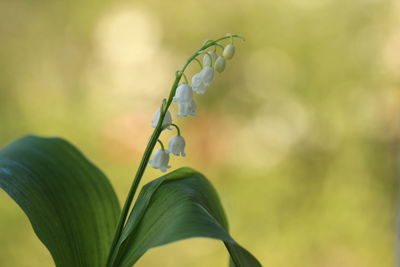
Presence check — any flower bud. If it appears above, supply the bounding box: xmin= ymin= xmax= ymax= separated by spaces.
xmin=203 ymin=51 xmax=217 ymax=67
xmin=168 ymin=135 xmax=186 ymax=156
xmin=223 ymin=44 xmax=235 ymax=60
xmin=149 ymin=149 xmax=170 ymax=172
xmin=151 ymin=108 xmax=172 ymax=129
xmin=200 ymin=66 xmax=214 ymax=87
xmin=173 ymin=83 xmax=193 ymax=103
xmin=214 ymin=56 xmax=226 ymax=73
xmin=191 ymin=72 xmax=206 ymax=94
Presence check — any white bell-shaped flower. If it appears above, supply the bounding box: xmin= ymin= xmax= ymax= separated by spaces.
xmin=168 ymin=135 xmax=186 ymax=156
xmin=177 ymin=99 xmax=196 ymax=117
xmin=173 ymin=83 xmax=193 ymax=103
xmin=223 ymin=44 xmax=235 ymax=60
xmin=177 ymin=102 xmax=189 ymax=117
xmin=149 ymin=149 xmax=170 ymax=172
xmin=214 ymin=56 xmax=226 ymax=73
xmin=191 ymin=72 xmax=207 ymax=94
xmin=200 ymin=66 xmax=214 ymax=87
xmin=203 ymin=51 xmax=217 ymax=67
xmin=151 ymin=108 xmax=172 ymax=129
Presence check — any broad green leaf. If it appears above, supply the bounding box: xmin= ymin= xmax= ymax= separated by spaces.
xmin=0 ymin=136 xmax=121 ymax=267
xmin=111 ymin=167 xmax=262 ymax=267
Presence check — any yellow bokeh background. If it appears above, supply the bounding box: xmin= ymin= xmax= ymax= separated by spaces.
xmin=0 ymin=0 xmax=399 ymax=266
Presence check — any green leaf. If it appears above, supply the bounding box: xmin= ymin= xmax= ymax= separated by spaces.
xmin=111 ymin=167 xmax=262 ymax=267
xmin=0 ymin=136 xmax=121 ymax=267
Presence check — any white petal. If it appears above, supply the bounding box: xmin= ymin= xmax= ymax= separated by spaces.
xmin=151 ymin=109 xmax=172 ymax=129
xmin=200 ymin=66 xmax=214 ymax=87
xmin=191 ymin=73 xmax=207 ymax=94
xmin=149 ymin=149 xmax=171 ymax=171
xmin=202 ymin=51 xmax=217 ymax=67
xmin=168 ymin=135 xmax=186 ymax=156
xmin=177 ymin=102 xmax=190 ymax=117
xmin=223 ymin=44 xmax=235 ymax=60
xmin=214 ymin=56 xmax=226 ymax=73
xmin=173 ymin=83 xmax=192 ymax=103
xmin=162 ymin=110 xmax=173 ymax=129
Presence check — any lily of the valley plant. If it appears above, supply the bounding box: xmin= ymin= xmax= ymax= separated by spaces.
xmin=0 ymin=34 xmax=262 ymax=267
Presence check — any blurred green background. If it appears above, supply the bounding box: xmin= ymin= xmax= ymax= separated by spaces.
xmin=0 ymin=0 xmax=399 ymax=266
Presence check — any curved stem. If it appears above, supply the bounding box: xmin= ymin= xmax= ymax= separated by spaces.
xmin=181 ymin=72 xmax=189 ymax=84
xmin=215 ymin=43 xmax=225 ymax=50
xmin=193 ymin=58 xmax=203 ymax=69
xmin=171 ymin=123 xmax=181 ymax=136
xmin=205 ymin=51 xmax=213 ymax=65
xmin=106 ymin=34 xmax=243 ymax=267
xmin=157 ymin=139 xmax=165 ymax=150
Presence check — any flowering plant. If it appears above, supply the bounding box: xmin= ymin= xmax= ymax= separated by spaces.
xmin=0 ymin=34 xmax=261 ymax=266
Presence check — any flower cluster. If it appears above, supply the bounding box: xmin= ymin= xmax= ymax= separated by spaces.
xmin=149 ymin=36 xmax=240 ymax=172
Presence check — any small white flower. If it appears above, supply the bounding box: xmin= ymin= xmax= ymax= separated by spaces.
xmin=200 ymin=66 xmax=214 ymax=87
xmin=177 ymin=102 xmax=189 ymax=117
xmin=168 ymin=135 xmax=186 ymax=156
xmin=223 ymin=44 xmax=235 ymax=60
xmin=151 ymin=108 xmax=172 ymax=129
xmin=177 ymin=99 xmax=196 ymax=117
xmin=149 ymin=149 xmax=170 ymax=172
xmin=214 ymin=56 xmax=226 ymax=73
xmin=203 ymin=51 xmax=217 ymax=67
xmin=191 ymin=66 xmax=214 ymax=94
xmin=191 ymin=72 xmax=207 ymax=94
xmin=173 ymin=83 xmax=193 ymax=103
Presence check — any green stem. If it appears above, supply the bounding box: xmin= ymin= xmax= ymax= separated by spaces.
xmin=215 ymin=43 xmax=225 ymax=50
xmin=171 ymin=123 xmax=181 ymax=136
xmin=193 ymin=58 xmax=203 ymax=69
xmin=105 ymin=34 xmax=243 ymax=267
xmin=204 ymin=51 xmax=214 ymax=65
xmin=181 ymin=72 xmax=189 ymax=84
xmin=157 ymin=139 xmax=165 ymax=150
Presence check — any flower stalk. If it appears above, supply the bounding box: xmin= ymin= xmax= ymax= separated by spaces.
xmin=106 ymin=34 xmax=244 ymax=267
xmin=171 ymin=123 xmax=181 ymax=136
